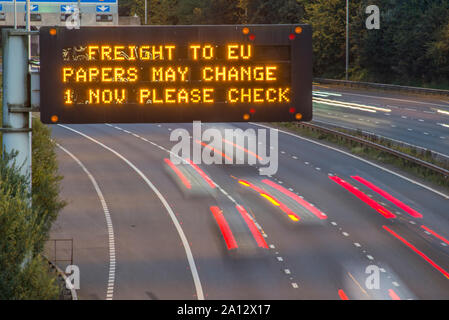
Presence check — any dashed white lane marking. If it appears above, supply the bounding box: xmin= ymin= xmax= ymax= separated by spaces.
xmin=251 ymin=123 xmax=449 ymax=200
xmin=277 ymin=257 xmax=284 ymax=262
xmin=269 ymin=244 xmax=275 ymax=249
xmin=423 ymin=132 xmax=429 ymax=135
xmin=392 ymin=281 xmax=400 ymax=287
xmin=292 ymin=156 xmax=298 ymax=159
xmin=291 ymin=283 xmax=299 ymax=289
xmin=407 ymin=128 xmax=413 ymax=131
xmin=284 ymin=269 xmax=291 ymax=274
xmin=57 ymin=144 xmax=116 ymax=301
xmin=58 ymin=124 xmax=205 ymax=300
xmin=270 ymin=174 xmax=404 ymax=292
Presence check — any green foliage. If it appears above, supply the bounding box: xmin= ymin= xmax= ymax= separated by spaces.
xmin=248 ymin=0 xmax=304 ymax=24
xmin=299 ymin=0 xmax=449 ymax=86
xmin=0 ymin=152 xmax=59 ymax=299
xmin=299 ymin=0 xmax=357 ymax=78
xmin=31 ymin=118 xmax=66 ymax=254
xmin=118 ymin=0 xmax=448 ymax=86
xmin=0 ymin=119 xmax=65 ymax=299
xmin=174 ymin=0 xmax=243 ymax=25
xmin=122 ymin=0 xmax=303 ymax=25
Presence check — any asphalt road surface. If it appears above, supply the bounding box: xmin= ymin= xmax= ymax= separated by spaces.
xmin=50 ymin=87 xmax=449 ymax=300
xmin=312 ymin=85 xmax=449 ymax=157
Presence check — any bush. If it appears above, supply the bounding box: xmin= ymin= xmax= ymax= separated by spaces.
xmin=0 ymin=119 xmax=66 ymax=299
xmin=31 ymin=118 xmax=66 ymax=253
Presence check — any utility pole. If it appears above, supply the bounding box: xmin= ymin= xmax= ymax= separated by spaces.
xmin=346 ymin=0 xmax=349 ymax=80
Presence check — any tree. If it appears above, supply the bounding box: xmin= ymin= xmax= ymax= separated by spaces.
xmin=248 ymin=0 xmax=304 ymax=24
xmin=358 ymin=0 xmax=449 ymax=85
xmin=298 ymin=0 xmax=363 ymax=78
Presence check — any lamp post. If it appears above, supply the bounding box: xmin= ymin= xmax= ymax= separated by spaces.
xmin=346 ymin=0 xmax=349 ymax=80
xmin=145 ymin=0 xmax=147 ymax=24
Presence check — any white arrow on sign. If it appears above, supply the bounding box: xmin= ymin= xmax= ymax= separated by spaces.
xmin=62 ymin=5 xmax=74 ymax=13
xmin=26 ymin=4 xmax=38 ymax=12
xmin=97 ymin=5 xmax=109 ymax=12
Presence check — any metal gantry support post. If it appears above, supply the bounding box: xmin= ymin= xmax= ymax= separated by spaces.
xmin=1 ymin=29 xmax=35 ymax=188
xmin=13 ymin=0 xmax=17 ymax=29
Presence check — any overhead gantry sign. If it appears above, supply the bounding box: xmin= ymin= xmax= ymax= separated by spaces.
xmin=40 ymin=25 xmax=312 ymax=124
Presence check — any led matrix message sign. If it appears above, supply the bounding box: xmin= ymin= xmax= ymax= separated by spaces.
xmin=40 ymin=25 xmax=312 ymax=124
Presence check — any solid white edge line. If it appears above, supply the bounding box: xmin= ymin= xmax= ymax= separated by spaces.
xmin=57 ymin=143 xmax=116 ymax=300
xmin=325 ymin=90 xmax=449 ymax=108
xmin=57 ymin=124 xmax=205 ymax=300
xmin=250 ymin=123 xmax=449 ymax=200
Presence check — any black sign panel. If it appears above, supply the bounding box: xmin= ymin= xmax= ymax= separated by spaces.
xmin=40 ymin=25 xmax=312 ymax=124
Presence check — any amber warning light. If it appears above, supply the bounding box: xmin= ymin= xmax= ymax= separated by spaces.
xmin=39 ymin=25 xmax=312 ymax=124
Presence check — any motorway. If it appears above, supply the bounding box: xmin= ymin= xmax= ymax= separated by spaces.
xmin=312 ymin=85 xmax=449 ymax=157
xmin=49 ymin=87 xmax=449 ymax=300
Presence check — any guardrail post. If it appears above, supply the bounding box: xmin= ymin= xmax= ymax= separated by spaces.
xmin=1 ymin=29 xmax=32 ymax=188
